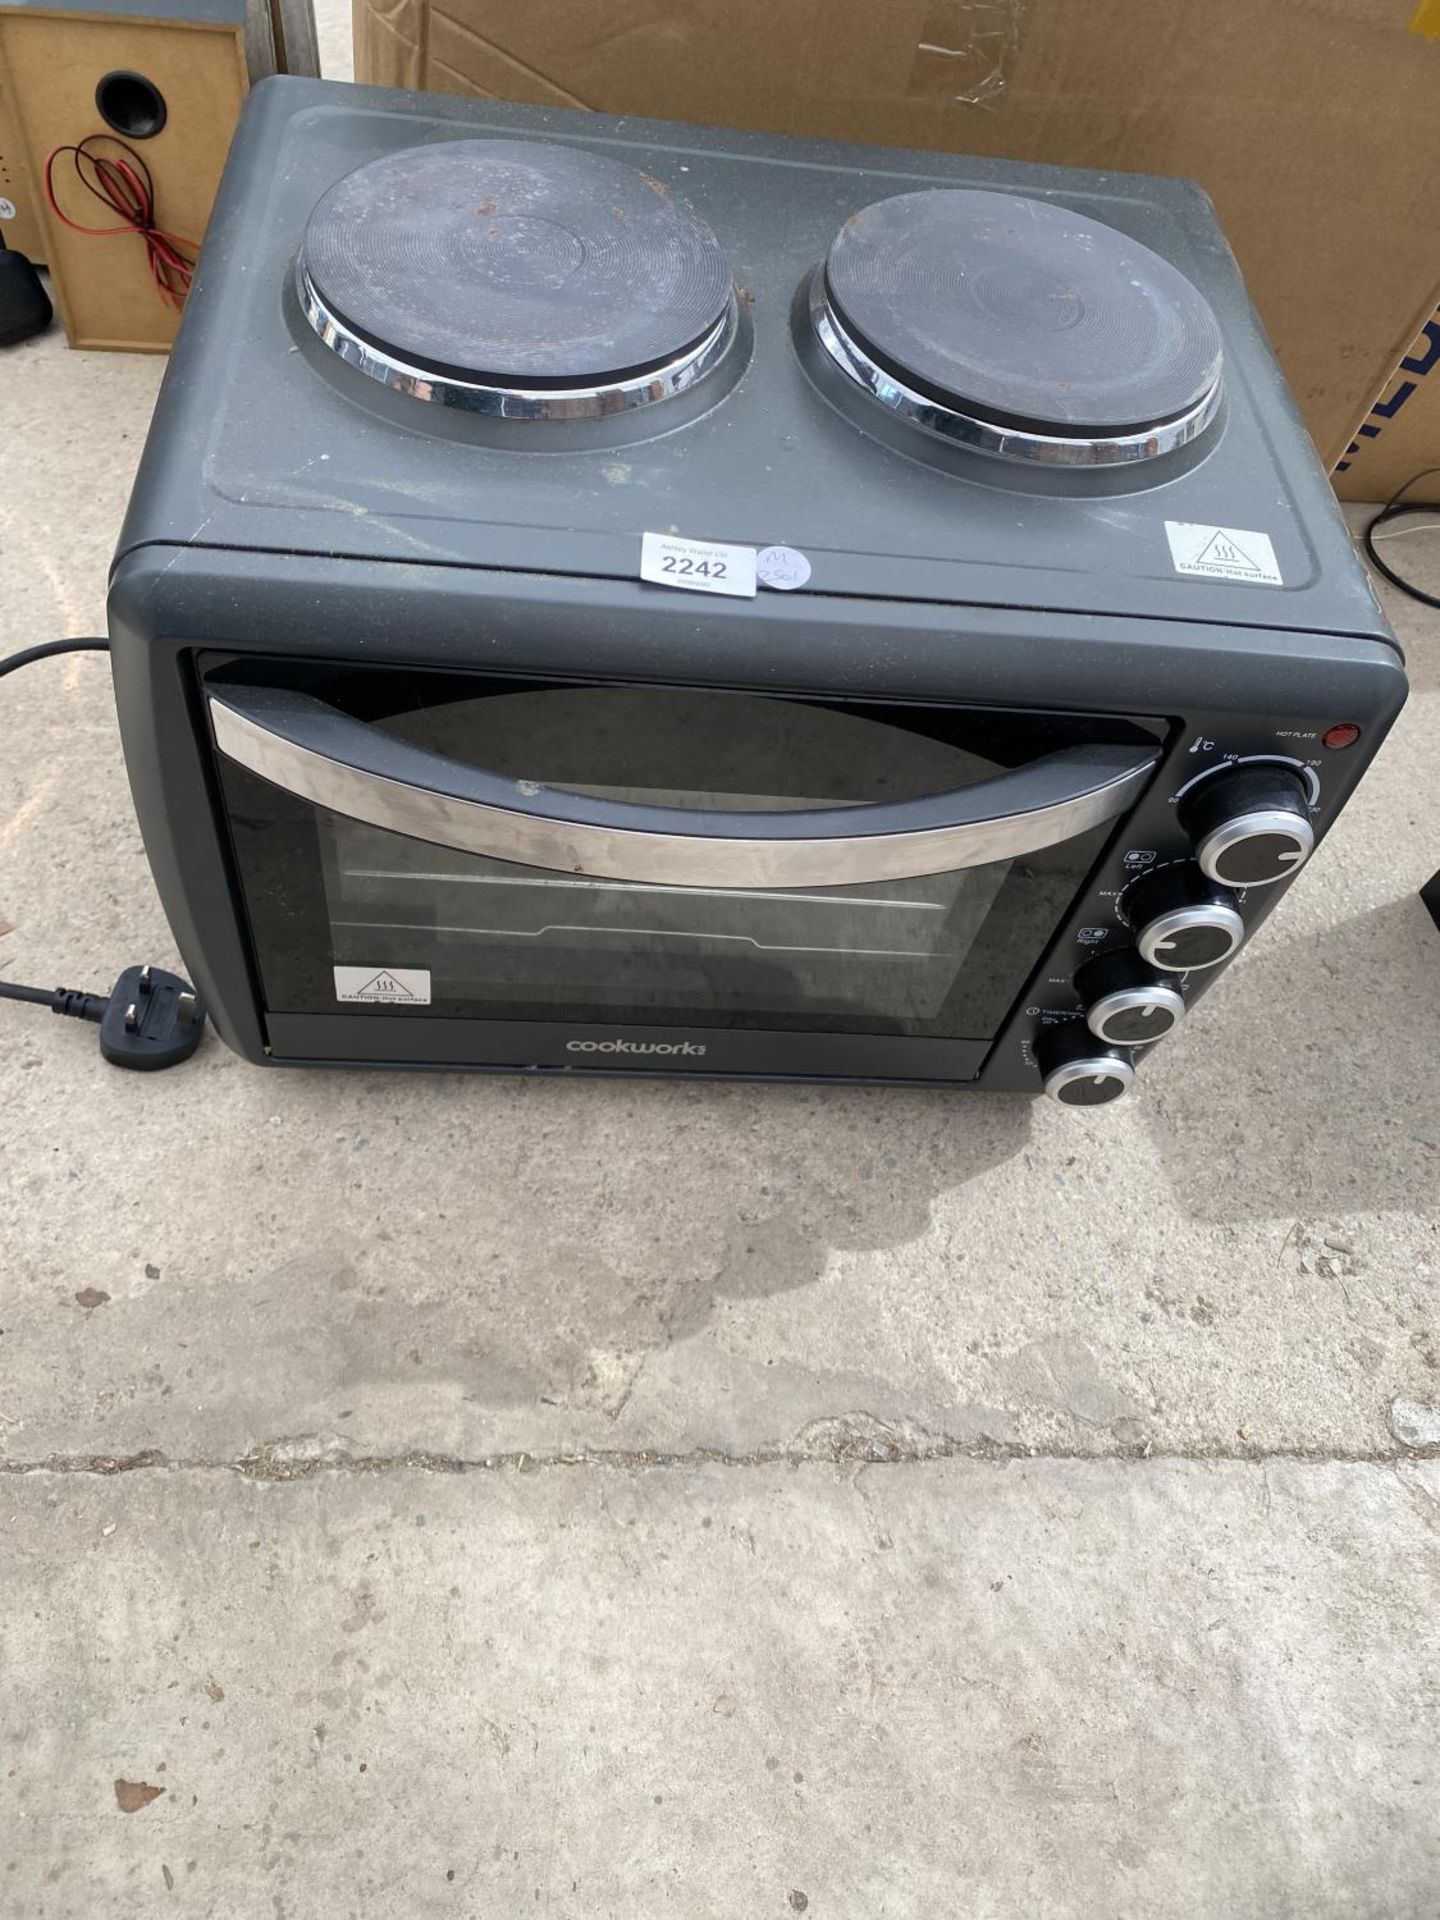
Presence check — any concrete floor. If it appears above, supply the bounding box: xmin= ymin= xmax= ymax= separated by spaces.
xmin=4 ymin=24 xmax=1440 ymax=1918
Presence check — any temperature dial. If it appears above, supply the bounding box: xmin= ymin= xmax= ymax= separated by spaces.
xmin=1075 ymin=948 xmax=1186 ymax=1046
xmin=1036 ymin=1024 xmax=1135 ymax=1106
xmin=1125 ymin=864 xmax=1244 ymax=974
xmin=1180 ymin=764 xmax=1314 ymax=888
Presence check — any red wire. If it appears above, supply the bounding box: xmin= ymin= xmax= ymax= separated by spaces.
xmin=44 ymin=134 xmax=198 ymax=312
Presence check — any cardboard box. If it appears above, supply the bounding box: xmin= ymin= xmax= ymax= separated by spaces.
xmin=352 ymin=0 xmax=1440 ymax=472
xmin=1334 ymin=308 xmax=1440 ymax=504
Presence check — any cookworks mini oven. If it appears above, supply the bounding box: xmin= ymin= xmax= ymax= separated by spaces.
xmin=109 ymin=78 xmax=1406 ymax=1104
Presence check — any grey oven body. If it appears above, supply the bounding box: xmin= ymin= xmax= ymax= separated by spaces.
xmin=108 ymin=79 xmax=1405 ymax=1099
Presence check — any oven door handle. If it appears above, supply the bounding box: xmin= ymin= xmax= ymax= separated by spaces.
xmin=208 ymin=685 xmax=1159 ymax=890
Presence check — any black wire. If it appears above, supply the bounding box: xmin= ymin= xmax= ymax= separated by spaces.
xmin=1362 ymin=467 xmax=1440 ymax=611
xmin=0 ymin=636 xmax=109 ymax=679
xmin=0 ymin=980 xmax=56 ymax=1006
xmin=1 ymin=637 xmax=111 ymax=999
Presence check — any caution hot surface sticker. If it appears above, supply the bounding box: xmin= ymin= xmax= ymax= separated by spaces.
xmin=1165 ymin=521 xmax=1283 ymax=586
xmin=333 ymin=966 xmax=432 ymax=1006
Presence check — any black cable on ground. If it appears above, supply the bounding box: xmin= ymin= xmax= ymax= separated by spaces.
xmin=0 ymin=635 xmax=110 ymax=679
xmin=0 ymin=636 xmax=207 ymax=1067
xmin=1362 ymin=467 xmax=1440 ymax=611
xmin=0 ymin=978 xmax=58 ymax=1007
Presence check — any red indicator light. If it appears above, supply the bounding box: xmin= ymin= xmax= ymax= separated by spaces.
xmin=1321 ymin=723 xmax=1362 ymax=750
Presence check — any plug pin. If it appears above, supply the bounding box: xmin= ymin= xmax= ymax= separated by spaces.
xmin=124 ymin=1002 xmax=140 ymax=1031
xmin=139 ymin=964 xmax=152 ymax=993
xmin=177 ymin=990 xmax=198 ymax=1026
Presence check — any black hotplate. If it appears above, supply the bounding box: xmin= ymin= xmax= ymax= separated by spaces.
xmin=822 ymin=188 xmax=1224 ymax=436
xmin=300 ymin=139 xmax=733 ymax=388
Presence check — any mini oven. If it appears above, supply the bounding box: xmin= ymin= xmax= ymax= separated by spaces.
xmin=108 ymin=79 xmax=1406 ymax=1104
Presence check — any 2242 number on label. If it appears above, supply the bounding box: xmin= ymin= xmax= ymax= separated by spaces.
xmin=640 ymin=531 xmax=758 ymax=598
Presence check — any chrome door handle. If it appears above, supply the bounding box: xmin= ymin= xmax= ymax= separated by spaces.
xmin=209 ymin=685 xmax=1158 ymax=890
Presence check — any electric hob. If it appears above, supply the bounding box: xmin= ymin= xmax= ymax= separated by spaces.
xmin=107 ymin=78 xmax=1404 ymax=1102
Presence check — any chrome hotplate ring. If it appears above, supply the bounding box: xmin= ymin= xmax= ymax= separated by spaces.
xmin=809 ymin=272 xmax=1223 ymax=469
xmin=298 ymin=263 xmax=740 ymax=422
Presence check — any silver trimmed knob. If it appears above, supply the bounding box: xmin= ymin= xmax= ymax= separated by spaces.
xmin=1137 ymin=901 xmax=1243 ymax=972
xmin=1044 ymin=1051 xmax=1136 ymax=1106
xmin=1086 ymin=981 xmax=1186 ymax=1046
xmin=1036 ymin=1025 xmax=1136 ymax=1106
xmin=1195 ymin=809 xmax=1314 ymax=888
xmin=1182 ymin=765 xmax=1315 ymax=888
xmin=1125 ymin=864 xmax=1245 ymax=974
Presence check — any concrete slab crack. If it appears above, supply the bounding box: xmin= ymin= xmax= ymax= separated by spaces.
xmin=0 ymin=1435 xmax=1428 ymax=1478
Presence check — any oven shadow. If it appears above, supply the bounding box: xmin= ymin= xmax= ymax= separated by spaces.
xmin=609 ymin=1081 xmax=1034 ymax=1347
xmin=279 ymin=1076 xmax=1036 ymax=1422
xmin=1142 ymin=896 xmax=1439 ymax=1221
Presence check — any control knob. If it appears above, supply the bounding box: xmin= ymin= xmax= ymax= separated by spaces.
xmin=1124 ymin=863 xmax=1244 ymax=973
xmin=1075 ymin=948 xmax=1186 ymax=1046
xmin=1036 ymin=1023 xmax=1135 ymax=1106
xmin=1179 ymin=764 xmax=1314 ymax=888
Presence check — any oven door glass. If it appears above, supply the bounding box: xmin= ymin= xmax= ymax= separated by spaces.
xmin=210 ymin=670 xmax=1163 ymax=1046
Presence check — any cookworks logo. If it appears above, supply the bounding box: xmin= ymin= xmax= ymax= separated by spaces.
xmin=566 ymin=1037 xmax=708 ymax=1057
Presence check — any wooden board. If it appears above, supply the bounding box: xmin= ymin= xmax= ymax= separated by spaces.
xmin=0 ymin=9 xmax=249 ymax=349
xmin=0 ymin=33 xmax=47 ymax=260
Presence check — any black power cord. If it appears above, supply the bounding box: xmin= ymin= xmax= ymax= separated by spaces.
xmin=1362 ymin=467 xmax=1440 ymax=611
xmin=0 ymin=635 xmax=207 ymax=1069
xmin=0 ymin=636 xmax=110 ymax=678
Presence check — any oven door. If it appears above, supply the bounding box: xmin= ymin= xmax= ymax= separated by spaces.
xmin=205 ymin=665 xmax=1163 ymax=1080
